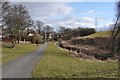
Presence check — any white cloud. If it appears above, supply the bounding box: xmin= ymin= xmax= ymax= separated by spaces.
xmin=96 ymin=22 xmax=114 ymax=31
xmin=13 ymin=2 xmax=73 ymax=20
xmin=85 ymin=10 xmax=95 ymax=14
xmin=104 ymin=22 xmax=114 ymax=27
xmin=45 ymin=16 xmax=95 ymax=29
xmin=9 ymin=2 xmax=113 ymax=31
xmin=84 ymin=9 xmax=108 ymax=16
xmin=79 ymin=17 xmax=95 ymax=23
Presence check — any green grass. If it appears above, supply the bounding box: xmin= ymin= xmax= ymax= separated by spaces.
xmin=83 ymin=31 xmax=112 ymax=38
xmin=32 ymin=42 xmax=118 ymax=78
xmin=2 ymin=42 xmax=38 ymax=64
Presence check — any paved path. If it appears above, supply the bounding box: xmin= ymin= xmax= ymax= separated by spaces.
xmin=2 ymin=44 xmax=47 ymax=78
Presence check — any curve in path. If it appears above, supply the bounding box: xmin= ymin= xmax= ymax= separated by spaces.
xmin=2 ymin=44 xmax=47 ymax=78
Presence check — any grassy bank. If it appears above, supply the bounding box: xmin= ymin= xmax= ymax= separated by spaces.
xmin=87 ymin=31 xmax=112 ymax=37
xmin=32 ymin=42 xmax=118 ymax=78
xmin=80 ymin=31 xmax=112 ymax=39
xmin=2 ymin=42 xmax=39 ymax=64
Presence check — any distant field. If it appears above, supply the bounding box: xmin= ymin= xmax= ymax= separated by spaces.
xmin=2 ymin=42 xmax=38 ymax=64
xmin=32 ymin=42 xmax=118 ymax=78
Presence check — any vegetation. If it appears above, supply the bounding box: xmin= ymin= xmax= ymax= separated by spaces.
xmin=32 ymin=34 xmax=42 ymax=44
xmin=111 ymin=1 xmax=120 ymax=56
xmin=34 ymin=20 xmax=44 ymax=35
xmin=32 ymin=42 xmax=118 ymax=78
xmin=1 ymin=1 xmax=119 ymax=78
xmin=79 ymin=30 xmax=120 ymax=57
xmin=1 ymin=2 xmax=55 ymax=48
xmin=57 ymin=26 xmax=95 ymax=41
xmin=82 ymin=31 xmax=112 ymax=38
xmin=2 ymin=2 xmax=33 ymax=45
xmin=72 ymin=27 xmax=95 ymax=37
xmin=2 ymin=42 xmax=38 ymax=64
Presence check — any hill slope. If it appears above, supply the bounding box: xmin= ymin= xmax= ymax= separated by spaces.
xmin=82 ymin=31 xmax=112 ymax=38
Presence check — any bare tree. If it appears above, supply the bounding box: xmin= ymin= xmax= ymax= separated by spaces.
xmin=57 ymin=26 xmax=66 ymax=37
xmin=2 ymin=3 xmax=33 ymax=47
xmin=1 ymin=2 xmax=10 ymax=16
xmin=43 ymin=25 xmax=53 ymax=33
xmin=42 ymin=25 xmax=54 ymax=41
xmin=34 ymin=20 xmax=44 ymax=34
xmin=111 ymin=1 xmax=120 ymax=58
xmin=1 ymin=2 xmax=11 ymax=32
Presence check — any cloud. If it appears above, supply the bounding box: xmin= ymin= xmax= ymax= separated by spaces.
xmin=13 ymin=2 xmax=73 ymax=20
xmin=104 ymin=22 xmax=114 ymax=27
xmin=103 ymin=22 xmax=114 ymax=30
xmin=85 ymin=10 xmax=95 ymax=14
xmin=45 ymin=16 xmax=95 ymax=29
xmin=10 ymin=2 xmax=113 ymax=31
xmin=84 ymin=9 xmax=108 ymax=16
xmin=79 ymin=17 xmax=95 ymax=23
xmin=96 ymin=22 xmax=114 ymax=31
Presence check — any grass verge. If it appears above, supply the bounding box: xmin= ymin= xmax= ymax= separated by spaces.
xmin=32 ymin=42 xmax=118 ymax=78
xmin=2 ymin=42 xmax=38 ymax=64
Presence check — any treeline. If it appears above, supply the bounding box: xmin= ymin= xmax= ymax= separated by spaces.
xmin=1 ymin=2 xmax=54 ymax=48
xmin=57 ymin=26 xmax=95 ymax=40
xmin=1 ymin=1 xmax=96 ymax=48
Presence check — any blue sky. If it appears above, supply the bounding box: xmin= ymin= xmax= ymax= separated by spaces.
xmin=67 ymin=2 xmax=116 ymax=30
xmin=68 ymin=2 xmax=115 ymax=18
xmin=12 ymin=2 xmax=116 ymax=31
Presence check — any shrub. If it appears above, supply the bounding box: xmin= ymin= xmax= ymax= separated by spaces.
xmin=33 ymin=34 xmax=42 ymax=44
xmin=61 ymin=27 xmax=95 ymax=40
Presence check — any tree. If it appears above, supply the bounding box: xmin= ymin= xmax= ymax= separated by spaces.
xmin=1 ymin=2 xmax=11 ymax=33
xmin=21 ymin=29 xmax=35 ymax=43
xmin=43 ymin=25 xmax=53 ymax=32
xmin=111 ymin=1 xmax=120 ymax=57
xmin=33 ymin=20 xmax=44 ymax=43
xmin=2 ymin=3 xmax=33 ymax=47
xmin=42 ymin=25 xmax=54 ymax=41
xmin=34 ymin=20 xmax=44 ymax=34
xmin=1 ymin=2 xmax=11 ymax=16
xmin=57 ymin=26 xmax=95 ymax=40
xmin=57 ymin=26 xmax=66 ymax=37
xmin=33 ymin=33 xmax=41 ymax=46
xmin=58 ymin=26 xmax=72 ymax=40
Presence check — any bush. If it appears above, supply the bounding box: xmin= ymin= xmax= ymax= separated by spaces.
xmin=57 ymin=38 xmax=63 ymax=43
xmin=72 ymin=27 xmax=95 ymax=37
xmin=62 ymin=33 xmax=72 ymax=40
xmin=61 ymin=27 xmax=95 ymax=40
xmin=33 ymin=34 xmax=42 ymax=44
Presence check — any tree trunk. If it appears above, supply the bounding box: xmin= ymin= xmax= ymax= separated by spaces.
xmin=11 ymin=39 xmax=16 ymax=48
xmin=24 ymin=38 xmax=26 ymax=43
xmin=111 ymin=15 xmax=120 ymax=58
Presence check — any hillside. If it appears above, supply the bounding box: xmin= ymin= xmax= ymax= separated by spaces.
xmin=88 ymin=31 xmax=119 ymax=38
xmin=78 ymin=31 xmax=112 ymax=39
xmin=59 ymin=31 xmax=119 ymax=60
xmin=86 ymin=31 xmax=111 ymax=37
